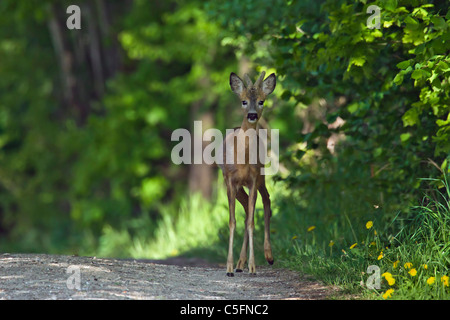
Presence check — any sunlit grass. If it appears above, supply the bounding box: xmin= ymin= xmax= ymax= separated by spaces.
xmin=96 ymin=172 xmax=278 ymax=262
xmin=96 ymin=190 xmax=229 ymax=260
xmin=129 ymin=190 xmax=229 ymax=259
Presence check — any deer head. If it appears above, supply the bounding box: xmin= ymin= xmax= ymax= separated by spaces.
xmin=229 ymin=71 xmax=276 ymax=124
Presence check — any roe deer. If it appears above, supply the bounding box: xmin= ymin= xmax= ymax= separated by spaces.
xmin=218 ymin=71 xmax=276 ymax=276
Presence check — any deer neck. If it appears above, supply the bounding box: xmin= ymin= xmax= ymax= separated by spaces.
xmin=240 ymin=118 xmax=258 ymax=132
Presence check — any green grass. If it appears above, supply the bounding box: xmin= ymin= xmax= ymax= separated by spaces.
xmin=271 ymin=176 xmax=450 ymax=299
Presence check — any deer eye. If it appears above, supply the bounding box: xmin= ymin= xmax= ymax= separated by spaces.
xmin=258 ymin=101 xmax=264 ymax=106
xmin=242 ymin=101 xmax=248 ymax=106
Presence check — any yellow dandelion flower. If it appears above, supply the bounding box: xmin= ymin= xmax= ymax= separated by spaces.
xmin=427 ymin=277 xmax=435 ymax=285
xmin=422 ymin=264 xmax=428 ymax=270
xmin=307 ymin=226 xmax=316 ymax=232
xmin=393 ymin=260 xmax=400 ymax=268
xmin=404 ymin=262 xmax=413 ymax=269
xmin=387 ymin=277 xmax=395 ymax=286
xmin=291 ymin=235 xmax=298 ymax=240
xmin=382 ymin=272 xmax=395 ymax=286
xmin=370 ymin=241 xmax=376 ymax=246
xmin=408 ymin=268 xmax=417 ymax=276
xmin=382 ymin=289 xmax=394 ymax=299
xmin=366 ymin=221 xmax=373 ymax=229
xmin=441 ymin=275 xmax=449 ymax=287
xmin=377 ymin=251 xmax=383 ymax=260
xmin=350 ymin=243 xmax=357 ymax=249
xmin=374 ymin=230 xmax=377 ymax=236
xmin=329 ymin=240 xmax=335 ymax=247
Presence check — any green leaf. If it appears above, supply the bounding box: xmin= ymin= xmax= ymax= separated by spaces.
xmin=393 ymin=72 xmax=404 ymax=85
xmin=347 ymin=56 xmax=366 ymax=72
xmin=436 ymin=113 xmax=450 ymax=127
xmin=431 ymin=16 xmax=448 ymax=31
xmin=400 ymin=133 xmax=411 ymax=142
xmin=404 ymin=15 xmax=419 ymax=26
xmin=347 ymin=103 xmax=359 ymax=114
xmin=441 ymin=158 xmax=448 ymax=172
xmin=383 ymin=20 xmax=394 ymax=28
xmin=428 ymin=70 xmax=438 ymax=83
xmin=411 ymin=69 xmax=426 ymax=80
xmin=402 ymin=108 xmax=419 ymax=127
xmin=352 ymin=56 xmax=366 ymax=67
xmin=437 ymin=61 xmax=450 ymax=72
xmin=384 ymin=0 xmax=398 ymax=11
xmin=396 ymin=60 xmax=411 ymax=69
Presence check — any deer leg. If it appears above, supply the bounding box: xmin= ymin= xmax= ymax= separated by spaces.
xmin=259 ymin=183 xmax=274 ymax=265
xmin=226 ymin=185 xmax=237 ymax=277
xmin=235 ymin=187 xmax=249 ymax=272
xmin=247 ymin=182 xmax=257 ymax=275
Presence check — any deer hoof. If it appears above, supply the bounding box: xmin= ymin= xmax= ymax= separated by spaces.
xmin=226 ymin=272 xmax=234 ymax=277
xmin=235 ymin=268 xmax=243 ymax=272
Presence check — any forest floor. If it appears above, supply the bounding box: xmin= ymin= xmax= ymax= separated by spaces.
xmin=0 ymin=253 xmax=337 ymax=300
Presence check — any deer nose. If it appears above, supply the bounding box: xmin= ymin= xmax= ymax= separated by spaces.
xmin=247 ymin=113 xmax=258 ymax=121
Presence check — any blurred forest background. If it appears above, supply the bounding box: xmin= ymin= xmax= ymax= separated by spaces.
xmin=0 ymin=0 xmax=449 ymax=295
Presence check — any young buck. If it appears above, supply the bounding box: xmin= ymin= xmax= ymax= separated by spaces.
xmin=218 ymin=71 xmax=276 ymax=276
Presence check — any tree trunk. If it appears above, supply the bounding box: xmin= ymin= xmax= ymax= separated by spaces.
xmin=188 ymin=110 xmax=214 ymax=200
xmin=47 ymin=1 xmax=125 ymax=124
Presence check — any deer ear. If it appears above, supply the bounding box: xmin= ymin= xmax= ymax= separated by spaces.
xmin=230 ymin=72 xmax=244 ymax=95
xmin=262 ymin=73 xmax=276 ymax=95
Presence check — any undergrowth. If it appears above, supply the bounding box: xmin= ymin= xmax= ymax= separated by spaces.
xmin=273 ymin=177 xmax=450 ymax=299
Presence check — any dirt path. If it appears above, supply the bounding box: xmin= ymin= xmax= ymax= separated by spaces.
xmin=0 ymin=253 xmax=332 ymax=300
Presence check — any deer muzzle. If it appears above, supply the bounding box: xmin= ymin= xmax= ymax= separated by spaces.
xmin=247 ymin=113 xmax=258 ymax=123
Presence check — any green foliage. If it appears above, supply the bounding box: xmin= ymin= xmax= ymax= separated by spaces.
xmin=0 ymin=0 xmax=74 ymax=251
xmin=0 ymin=0 xmax=238 ymax=253
xmin=208 ymin=0 xmax=450 ymax=212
